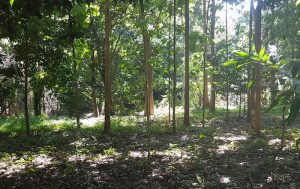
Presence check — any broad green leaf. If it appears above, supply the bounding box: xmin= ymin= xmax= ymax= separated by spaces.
xmin=247 ymin=80 xmax=254 ymax=89
xmin=9 ymin=0 xmax=14 ymax=6
xmin=223 ymin=60 xmax=237 ymax=66
xmin=199 ymin=133 xmax=207 ymax=139
xmin=259 ymin=48 xmax=265 ymax=59
xmin=297 ymin=0 xmax=300 ymax=6
xmin=235 ymin=51 xmax=249 ymax=57
xmin=262 ymin=55 xmax=269 ymax=62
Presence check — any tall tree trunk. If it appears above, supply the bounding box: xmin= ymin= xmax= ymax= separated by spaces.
xmin=184 ymin=0 xmax=190 ymax=126
xmin=225 ymin=1 xmax=229 ymax=121
xmin=140 ymin=1 xmax=154 ymax=116
xmin=72 ymin=43 xmax=80 ymax=128
xmin=202 ymin=0 xmax=208 ymax=127
xmin=209 ymin=0 xmax=216 ymax=113
xmin=168 ymin=5 xmax=172 ymax=126
xmin=253 ymin=0 xmax=262 ymax=135
xmin=91 ymin=49 xmax=99 ymax=117
xmin=173 ymin=0 xmax=177 ymax=134
xmin=24 ymin=25 xmax=30 ymax=136
xmin=103 ymin=0 xmax=112 ymax=133
xmin=202 ymin=0 xmax=209 ymax=107
xmin=247 ymin=0 xmax=254 ymax=122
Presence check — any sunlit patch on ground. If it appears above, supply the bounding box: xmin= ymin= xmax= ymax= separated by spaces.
xmin=220 ymin=176 xmax=231 ymax=184
xmin=214 ymin=133 xmax=248 ymax=142
xmin=268 ymin=138 xmax=281 ymax=146
xmin=129 ymin=151 xmax=146 ymax=158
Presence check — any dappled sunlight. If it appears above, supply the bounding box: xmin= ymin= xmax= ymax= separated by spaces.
xmin=220 ymin=176 xmax=231 ymax=184
xmin=268 ymin=138 xmax=281 ymax=146
xmin=81 ymin=116 xmax=104 ymax=127
xmin=214 ymin=133 xmax=248 ymax=142
xmin=128 ymin=151 xmax=146 ymax=158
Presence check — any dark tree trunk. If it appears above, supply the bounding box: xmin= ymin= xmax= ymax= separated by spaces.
xmin=24 ymin=25 xmax=30 ymax=136
xmin=33 ymin=88 xmax=42 ymax=116
xmin=72 ymin=43 xmax=80 ymax=128
xmin=183 ymin=0 xmax=190 ymax=126
xmin=103 ymin=0 xmax=112 ymax=133
xmin=253 ymin=0 xmax=262 ymax=135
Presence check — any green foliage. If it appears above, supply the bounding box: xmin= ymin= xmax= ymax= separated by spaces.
xmin=104 ymin=147 xmax=117 ymax=156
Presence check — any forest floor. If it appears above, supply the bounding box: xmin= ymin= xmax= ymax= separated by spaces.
xmin=0 ymin=109 xmax=300 ymax=188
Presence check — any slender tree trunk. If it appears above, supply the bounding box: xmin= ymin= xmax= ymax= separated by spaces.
xmin=103 ymin=0 xmax=112 ymax=133
xmin=202 ymin=0 xmax=208 ymax=127
xmin=203 ymin=0 xmax=210 ymax=108
xmin=247 ymin=0 xmax=254 ymax=122
xmin=91 ymin=49 xmax=99 ymax=117
xmin=173 ymin=0 xmax=177 ymax=134
xmin=253 ymin=0 xmax=262 ymax=135
xmin=24 ymin=25 xmax=30 ymax=136
xmin=184 ymin=0 xmax=190 ymax=126
xmin=168 ymin=5 xmax=172 ymax=126
xmin=225 ymin=1 xmax=229 ymax=121
xmin=72 ymin=43 xmax=80 ymax=128
xmin=209 ymin=0 xmax=216 ymax=113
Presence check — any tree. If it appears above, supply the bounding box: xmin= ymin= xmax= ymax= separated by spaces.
xmin=139 ymin=0 xmax=154 ymax=117
xmin=209 ymin=0 xmax=216 ymax=113
xmin=103 ymin=0 xmax=112 ymax=133
xmin=253 ymin=0 xmax=262 ymax=135
xmin=183 ymin=0 xmax=190 ymax=126
xmin=173 ymin=0 xmax=177 ymax=134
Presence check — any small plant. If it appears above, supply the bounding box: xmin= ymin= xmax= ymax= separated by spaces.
xmin=104 ymin=147 xmax=117 ymax=156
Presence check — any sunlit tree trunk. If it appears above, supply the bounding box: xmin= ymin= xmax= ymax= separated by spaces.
xmin=247 ymin=0 xmax=254 ymax=122
xmin=202 ymin=0 xmax=209 ymax=108
xmin=183 ymin=0 xmax=190 ymax=126
xmin=103 ymin=0 xmax=112 ymax=133
xmin=173 ymin=0 xmax=177 ymax=134
xmin=91 ymin=49 xmax=99 ymax=117
xmin=225 ymin=1 xmax=229 ymax=121
xmin=140 ymin=0 xmax=154 ymax=116
xmin=253 ymin=0 xmax=262 ymax=135
xmin=209 ymin=0 xmax=216 ymax=113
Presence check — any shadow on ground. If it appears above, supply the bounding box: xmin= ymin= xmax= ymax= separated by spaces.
xmin=0 ymin=117 xmax=300 ymax=188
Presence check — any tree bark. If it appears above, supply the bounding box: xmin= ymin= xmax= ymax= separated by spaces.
xmin=225 ymin=1 xmax=229 ymax=121
xmin=202 ymin=0 xmax=209 ymax=107
xmin=91 ymin=50 xmax=99 ymax=117
xmin=103 ymin=0 xmax=112 ymax=133
xmin=24 ymin=24 xmax=30 ymax=136
xmin=209 ymin=0 xmax=216 ymax=113
xmin=140 ymin=0 xmax=154 ymax=116
xmin=253 ymin=0 xmax=262 ymax=135
xmin=247 ymin=0 xmax=254 ymax=122
xmin=72 ymin=43 xmax=80 ymax=128
xmin=33 ymin=88 xmax=42 ymax=116
xmin=183 ymin=0 xmax=190 ymax=126
xmin=173 ymin=0 xmax=177 ymax=134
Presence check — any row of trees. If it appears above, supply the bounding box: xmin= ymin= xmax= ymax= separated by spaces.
xmin=0 ymin=0 xmax=299 ymax=135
